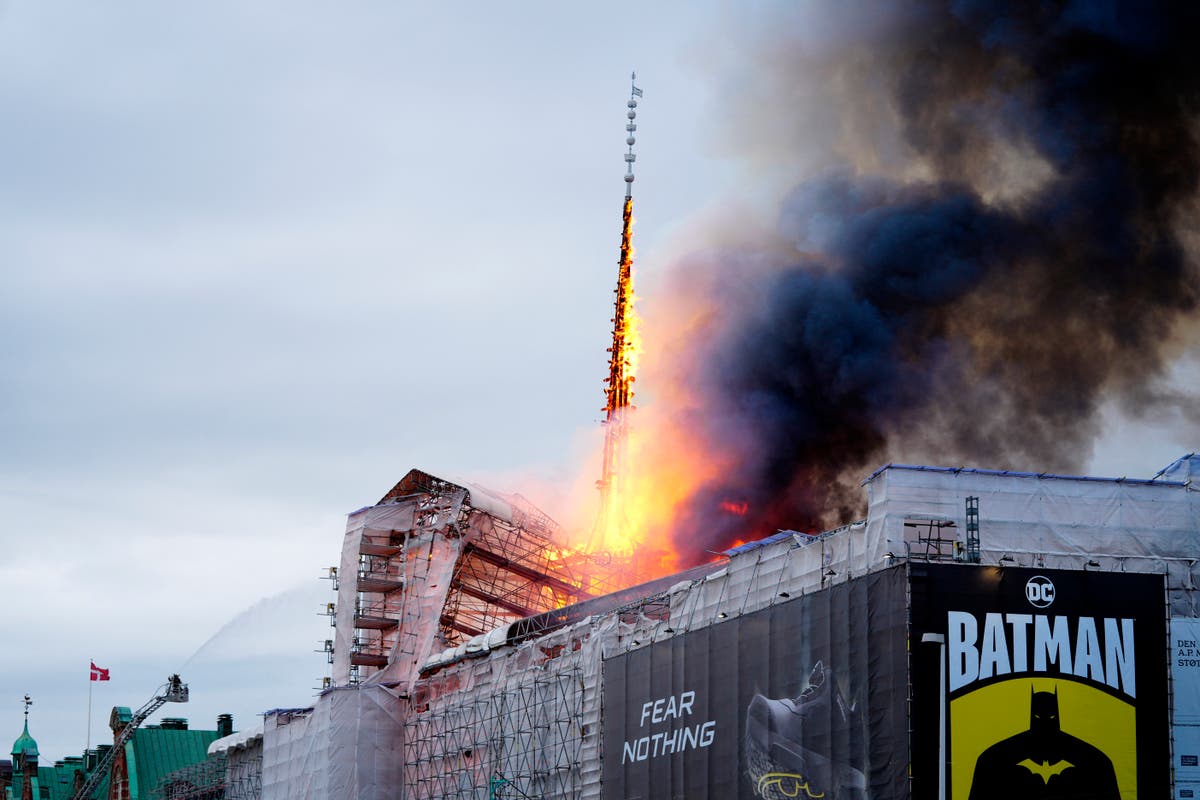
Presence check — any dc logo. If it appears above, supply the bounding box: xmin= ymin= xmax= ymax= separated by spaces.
xmin=1025 ymin=576 xmax=1055 ymax=608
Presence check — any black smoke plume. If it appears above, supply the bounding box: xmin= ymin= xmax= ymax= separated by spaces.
xmin=665 ymin=0 xmax=1200 ymax=561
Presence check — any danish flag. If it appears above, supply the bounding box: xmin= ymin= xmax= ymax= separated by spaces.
xmin=90 ymin=661 xmax=110 ymax=682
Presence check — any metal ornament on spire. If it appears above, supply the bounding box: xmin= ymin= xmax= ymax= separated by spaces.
xmin=624 ymin=72 xmax=641 ymax=198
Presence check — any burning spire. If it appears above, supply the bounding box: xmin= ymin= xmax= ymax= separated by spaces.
xmin=592 ymin=73 xmax=643 ymax=554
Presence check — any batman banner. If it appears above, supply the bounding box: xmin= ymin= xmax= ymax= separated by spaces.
xmin=601 ymin=566 xmax=908 ymax=800
xmin=910 ymin=564 xmax=1169 ymax=799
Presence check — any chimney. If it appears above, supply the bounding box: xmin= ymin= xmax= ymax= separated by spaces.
xmin=216 ymin=714 xmax=233 ymax=738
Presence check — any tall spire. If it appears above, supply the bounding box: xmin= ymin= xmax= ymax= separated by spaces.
xmin=594 ymin=74 xmax=643 ymax=553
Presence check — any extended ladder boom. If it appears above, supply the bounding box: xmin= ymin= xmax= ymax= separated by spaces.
xmin=73 ymin=675 xmax=188 ymax=800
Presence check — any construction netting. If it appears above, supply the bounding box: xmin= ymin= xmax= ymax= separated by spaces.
xmin=284 ymin=458 xmax=1200 ymax=798
xmin=863 ymin=461 xmax=1200 ymax=615
xmin=260 ymin=686 xmax=403 ymax=800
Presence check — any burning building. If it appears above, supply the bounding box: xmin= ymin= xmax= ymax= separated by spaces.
xmin=203 ymin=3 xmax=1200 ymax=795
xmin=203 ymin=453 xmax=1198 ymax=799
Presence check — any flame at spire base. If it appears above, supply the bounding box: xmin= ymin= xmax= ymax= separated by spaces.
xmin=584 ymin=76 xmax=688 ymax=581
xmin=593 ymin=196 xmax=640 ymax=557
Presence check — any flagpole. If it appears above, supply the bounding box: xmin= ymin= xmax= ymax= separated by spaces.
xmin=87 ymin=661 xmax=93 ymax=753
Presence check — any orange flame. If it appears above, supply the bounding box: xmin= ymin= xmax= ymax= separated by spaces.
xmin=592 ymin=197 xmax=642 ymax=561
xmin=576 ymin=194 xmax=748 ymax=583
xmin=719 ymin=500 xmax=749 ymax=516
xmin=602 ymin=197 xmax=638 ymax=417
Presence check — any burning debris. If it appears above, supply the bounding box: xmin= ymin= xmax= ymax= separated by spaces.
xmin=595 ymin=0 xmax=1200 ymax=569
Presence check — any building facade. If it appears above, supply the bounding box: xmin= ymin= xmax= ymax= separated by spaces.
xmin=221 ymin=456 xmax=1200 ymax=798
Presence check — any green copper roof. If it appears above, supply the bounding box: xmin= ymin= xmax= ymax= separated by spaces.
xmin=11 ymin=720 xmax=38 ymax=758
xmin=65 ymin=728 xmax=220 ymax=800
xmin=39 ymin=763 xmax=84 ymax=800
xmin=7 ymin=717 xmax=222 ymax=800
xmin=125 ymin=727 xmax=221 ymax=799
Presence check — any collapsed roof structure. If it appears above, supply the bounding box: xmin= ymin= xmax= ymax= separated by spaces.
xmin=328 ymin=469 xmax=627 ymax=692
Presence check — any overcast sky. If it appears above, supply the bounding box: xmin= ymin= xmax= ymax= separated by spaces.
xmin=1 ymin=1 xmax=1193 ymax=762
xmin=0 ymin=0 xmax=740 ymax=761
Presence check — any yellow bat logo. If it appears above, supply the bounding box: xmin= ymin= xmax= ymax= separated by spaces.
xmin=756 ymin=772 xmax=826 ymax=798
xmin=1018 ymin=758 xmax=1074 ymax=783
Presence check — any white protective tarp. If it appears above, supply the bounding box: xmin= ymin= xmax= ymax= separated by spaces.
xmin=864 ymin=463 xmax=1200 ymax=614
xmin=261 ymin=686 xmax=404 ymax=800
xmin=1162 ymin=453 xmax=1199 ymax=484
xmin=379 ymin=458 xmax=1200 ymax=799
xmin=866 ymin=464 xmax=1197 ymax=559
xmin=659 ymin=458 xmax=1200 ymax=625
xmin=261 ymin=708 xmax=320 ymax=799
xmin=208 ymin=720 xmax=265 ymax=755
xmin=334 ymin=505 xmax=415 ymax=684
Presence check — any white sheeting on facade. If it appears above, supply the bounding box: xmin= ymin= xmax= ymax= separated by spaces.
xmin=333 ymin=496 xmax=466 ymax=688
xmin=460 ymin=482 xmax=515 ymax=524
xmin=333 ymin=504 xmax=418 ymax=684
xmin=208 ymin=721 xmax=264 ymax=756
xmin=261 ymin=708 xmax=319 ymax=799
xmin=261 ymin=686 xmax=404 ymax=800
xmin=333 ymin=508 xmax=368 ymax=685
xmin=864 ymin=463 xmax=1200 ymax=614
xmin=395 ymin=459 xmax=1200 ymax=799
xmin=1162 ymin=453 xmax=1198 ymax=484
xmin=298 ymin=458 xmax=1200 ymax=799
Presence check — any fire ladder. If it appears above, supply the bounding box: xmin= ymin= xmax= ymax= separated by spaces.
xmin=73 ymin=675 xmax=189 ymax=800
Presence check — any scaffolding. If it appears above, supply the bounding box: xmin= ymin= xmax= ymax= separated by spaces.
xmin=903 ymin=516 xmax=959 ymax=561
xmin=441 ymin=513 xmax=592 ymax=642
xmin=224 ymin=749 xmax=263 ymax=800
xmin=264 ymin=457 xmax=1200 ymax=800
xmin=332 ymin=469 xmax=626 ymax=689
xmin=963 ymin=496 xmax=981 ymax=563
xmin=148 ymin=754 xmax=226 ymax=800
xmin=404 ymin=668 xmax=584 ymax=800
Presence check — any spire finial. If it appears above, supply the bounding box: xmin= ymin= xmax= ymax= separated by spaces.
xmin=624 ymin=73 xmax=642 ymax=198
xmin=23 ymin=694 xmax=31 ymax=721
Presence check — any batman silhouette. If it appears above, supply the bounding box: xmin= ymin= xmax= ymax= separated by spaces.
xmin=967 ymin=687 xmax=1120 ymax=800
xmin=744 ymin=661 xmax=867 ymax=800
